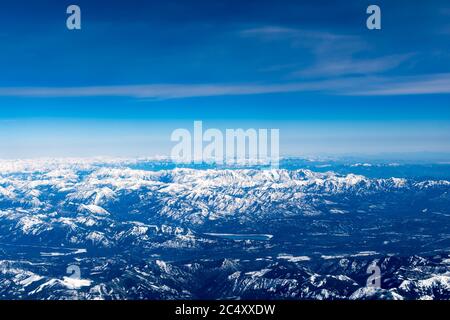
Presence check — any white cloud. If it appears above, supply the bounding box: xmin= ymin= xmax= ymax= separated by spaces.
xmin=350 ymin=73 xmax=450 ymax=96
xmin=293 ymin=54 xmax=412 ymax=78
xmin=240 ymin=26 xmax=299 ymax=38
xmin=241 ymin=26 xmax=413 ymax=78
xmin=0 ymin=73 xmax=449 ymax=99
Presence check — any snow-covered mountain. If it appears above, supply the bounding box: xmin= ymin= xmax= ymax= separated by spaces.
xmin=0 ymin=158 xmax=450 ymax=299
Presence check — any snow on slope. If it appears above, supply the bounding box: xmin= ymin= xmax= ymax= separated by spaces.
xmin=0 ymin=158 xmax=449 ymax=230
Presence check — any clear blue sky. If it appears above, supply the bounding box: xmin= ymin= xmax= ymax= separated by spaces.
xmin=1 ymin=0 xmax=450 ymax=158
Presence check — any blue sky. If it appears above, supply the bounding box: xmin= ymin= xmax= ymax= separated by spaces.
xmin=1 ymin=0 xmax=450 ymax=158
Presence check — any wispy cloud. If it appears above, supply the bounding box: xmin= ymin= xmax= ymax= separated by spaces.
xmin=349 ymin=73 xmax=450 ymax=96
xmin=240 ymin=26 xmax=299 ymax=38
xmin=0 ymin=83 xmax=338 ymax=99
xmin=441 ymin=25 xmax=450 ymax=35
xmin=1 ymin=73 xmax=449 ymax=99
xmin=240 ymin=27 xmax=356 ymax=43
xmin=441 ymin=8 xmax=450 ymax=16
xmin=240 ymin=26 xmax=364 ymax=55
xmin=293 ymin=54 xmax=412 ymax=78
xmin=241 ymin=26 xmax=412 ymax=78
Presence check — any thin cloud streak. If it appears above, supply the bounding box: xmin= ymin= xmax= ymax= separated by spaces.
xmin=0 ymin=82 xmax=347 ymax=99
xmin=0 ymin=74 xmax=449 ymax=99
xmin=293 ymin=54 xmax=413 ymax=78
xmin=240 ymin=26 xmax=411 ymax=78
xmin=350 ymin=73 xmax=450 ymax=96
